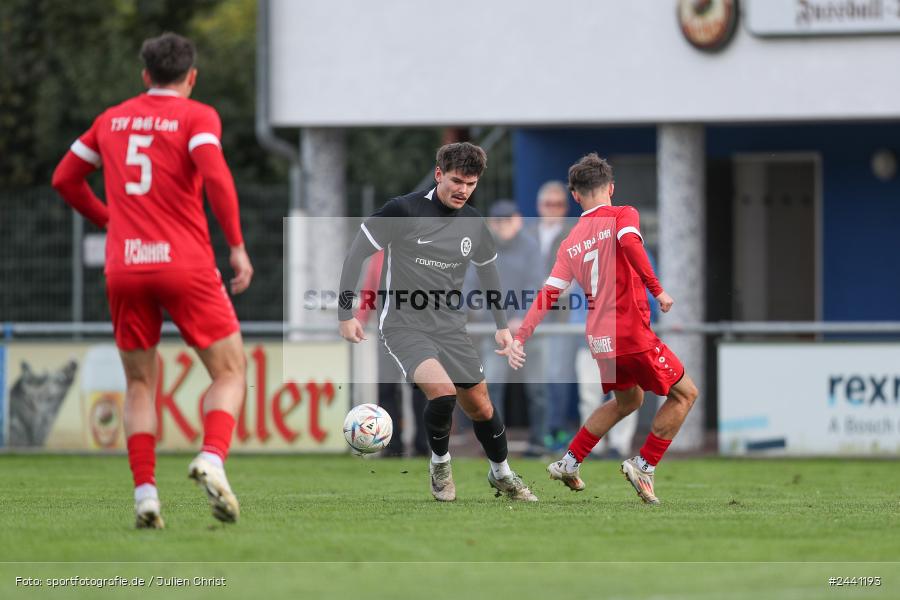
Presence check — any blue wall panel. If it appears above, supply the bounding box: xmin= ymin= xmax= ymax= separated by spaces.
xmin=513 ymin=123 xmax=900 ymax=320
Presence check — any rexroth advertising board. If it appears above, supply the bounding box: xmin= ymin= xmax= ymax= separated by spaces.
xmin=719 ymin=342 xmax=900 ymax=455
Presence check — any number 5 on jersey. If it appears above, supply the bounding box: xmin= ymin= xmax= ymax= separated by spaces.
xmin=126 ymin=134 xmax=153 ymax=195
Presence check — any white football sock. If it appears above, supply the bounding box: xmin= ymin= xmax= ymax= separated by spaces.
xmin=134 ymin=483 xmax=158 ymax=503
xmin=200 ymin=451 xmax=224 ymax=469
xmin=489 ymin=459 xmax=512 ymax=479
xmin=637 ymin=455 xmax=655 ymax=473
xmin=431 ymin=451 xmax=451 ymax=464
xmin=561 ymin=450 xmax=580 ymax=473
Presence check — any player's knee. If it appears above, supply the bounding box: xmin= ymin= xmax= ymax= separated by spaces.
xmin=685 ymin=379 xmax=699 ymax=403
xmin=424 ymin=395 xmax=456 ymax=433
xmin=618 ymin=394 xmax=643 ymax=415
xmin=125 ymin=378 xmax=154 ymax=397
xmin=671 ymin=378 xmax=699 ymax=407
xmin=123 ymin=363 xmax=155 ymax=388
xmin=467 ymin=402 xmax=494 ymax=422
xmin=436 ymin=384 xmax=457 ymax=398
xmin=426 ymin=395 xmax=456 ymax=416
xmin=211 ymin=348 xmax=247 ymax=381
xmin=217 ymin=369 xmax=246 ymax=390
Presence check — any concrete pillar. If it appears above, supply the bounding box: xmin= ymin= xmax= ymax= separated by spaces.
xmin=300 ymin=128 xmax=346 ymax=328
xmin=299 ymin=129 xmax=376 ymax=401
xmin=657 ymin=123 xmax=706 ymax=451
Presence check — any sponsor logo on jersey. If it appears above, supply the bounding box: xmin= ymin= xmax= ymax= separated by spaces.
xmin=460 ymin=237 xmax=472 ymax=256
xmin=124 ymin=238 xmax=172 ymax=265
xmin=588 ymin=334 xmax=613 ymax=355
xmin=416 ymin=238 xmax=433 ymax=244
xmin=414 ymin=257 xmax=462 ymax=270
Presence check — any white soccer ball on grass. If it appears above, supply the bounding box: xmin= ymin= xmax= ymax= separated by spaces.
xmin=343 ymin=403 xmax=393 ymax=454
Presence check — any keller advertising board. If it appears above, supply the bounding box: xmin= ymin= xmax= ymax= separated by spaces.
xmin=2 ymin=341 xmax=349 ymax=452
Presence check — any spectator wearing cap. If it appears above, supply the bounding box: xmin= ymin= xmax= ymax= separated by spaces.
xmin=528 ymin=181 xmax=578 ymax=450
xmin=464 ymin=199 xmax=548 ymax=456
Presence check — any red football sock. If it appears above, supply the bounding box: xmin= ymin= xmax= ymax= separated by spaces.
xmin=640 ymin=432 xmax=673 ymax=466
xmin=201 ymin=410 xmax=236 ymax=462
xmin=568 ymin=426 xmax=601 ymax=462
xmin=127 ymin=433 xmax=156 ymax=487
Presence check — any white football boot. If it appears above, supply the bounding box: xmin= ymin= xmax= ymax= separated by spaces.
xmin=134 ymin=497 xmax=165 ymax=529
xmin=546 ymin=460 xmax=586 ymax=492
xmin=430 ymin=460 xmax=456 ymax=502
xmin=488 ymin=470 xmax=539 ymax=502
xmin=188 ymin=455 xmax=240 ymax=523
xmin=621 ymin=456 xmax=660 ymax=505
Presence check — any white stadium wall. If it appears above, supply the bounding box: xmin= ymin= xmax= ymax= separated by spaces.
xmin=268 ymin=0 xmax=900 ymax=127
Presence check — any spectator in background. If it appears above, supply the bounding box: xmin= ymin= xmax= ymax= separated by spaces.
xmin=465 ymin=200 xmax=547 ymax=456
xmin=528 ymin=181 xmax=577 ymax=450
xmin=571 ymin=249 xmax=661 ymax=458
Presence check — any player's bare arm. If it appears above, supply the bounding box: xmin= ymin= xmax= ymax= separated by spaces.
xmin=494 ymin=327 xmax=514 ymax=351
xmin=497 ymin=337 xmax=526 ymax=370
xmin=228 ymin=243 xmax=254 ymax=294
xmin=656 ymin=290 xmax=674 ymax=313
xmin=339 ymin=317 xmax=367 ymax=343
xmin=505 ymin=283 xmax=564 ymax=369
xmin=474 ymin=257 xmax=513 ymax=354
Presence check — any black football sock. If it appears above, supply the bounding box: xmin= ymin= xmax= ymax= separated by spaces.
xmin=423 ymin=395 xmax=456 ymax=458
xmin=472 ymin=405 xmax=508 ymax=463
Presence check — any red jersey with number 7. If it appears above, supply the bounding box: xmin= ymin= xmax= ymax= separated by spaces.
xmin=517 ymin=204 xmax=660 ymax=357
xmin=69 ymin=89 xmax=231 ymax=273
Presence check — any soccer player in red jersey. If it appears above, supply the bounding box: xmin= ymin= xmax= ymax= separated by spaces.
xmin=51 ymin=33 xmax=252 ymax=527
xmin=502 ymin=153 xmax=699 ymax=504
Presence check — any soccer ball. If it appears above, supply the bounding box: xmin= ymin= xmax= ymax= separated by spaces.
xmin=343 ymin=403 xmax=393 ymax=454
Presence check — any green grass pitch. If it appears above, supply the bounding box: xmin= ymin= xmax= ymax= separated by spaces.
xmin=1 ymin=454 xmax=897 ymax=599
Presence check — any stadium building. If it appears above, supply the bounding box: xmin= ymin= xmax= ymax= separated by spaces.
xmin=265 ymin=0 xmax=900 ymax=451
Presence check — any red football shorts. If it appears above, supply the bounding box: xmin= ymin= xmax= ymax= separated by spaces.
xmin=596 ymin=340 xmax=685 ymax=396
xmin=105 ymin=268 xmax=240 ymax=351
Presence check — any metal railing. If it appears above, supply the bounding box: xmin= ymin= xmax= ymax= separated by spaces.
xmin=4 ymin=320 xmax=900 ymax=340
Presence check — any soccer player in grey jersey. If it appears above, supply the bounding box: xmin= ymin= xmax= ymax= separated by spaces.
xmin=338 ymin=142 xmax=537 ymax=502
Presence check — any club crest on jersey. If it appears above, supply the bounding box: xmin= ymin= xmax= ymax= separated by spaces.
xmin=460 ymin=237 xmax=472 ymax=257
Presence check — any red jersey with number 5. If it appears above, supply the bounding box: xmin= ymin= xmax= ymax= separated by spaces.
xmin=545 ymin=205 xmax=657 ymax=356
xmin=70 ymin=89 xmax=224 ymax=273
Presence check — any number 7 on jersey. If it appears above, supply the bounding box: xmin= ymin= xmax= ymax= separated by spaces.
xmin=583 ymin=248 xmax=599 ymax=297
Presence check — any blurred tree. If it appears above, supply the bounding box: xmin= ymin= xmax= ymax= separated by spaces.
xmin=0 ymin=0 xmax=479 ymax=198
xmin=0 ymin=0 xmax=288 ymax=187
xmin=0 ymin=1 xmax=512 ymax=323
xmin=345 ymin=128 xmax=444 ymax=210
xmin=191 ymin=0 xmax=291 ymax=182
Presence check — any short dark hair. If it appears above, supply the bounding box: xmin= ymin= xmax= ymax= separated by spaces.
xmin=568 ymin=153 xmax=614 ymax=196
xmin=436 ymin=142 xmax=487 ymax=178
xmin=140 ymin=33 xmax=195 ymax=85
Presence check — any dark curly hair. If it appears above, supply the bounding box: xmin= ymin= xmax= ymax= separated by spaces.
xmin=568 ymin=153 xmax=614 ymax=196
xmin=436 ymin=142 xmax=487 ymax=177
xmin=140 ymin=33 xmax=195 ymax=85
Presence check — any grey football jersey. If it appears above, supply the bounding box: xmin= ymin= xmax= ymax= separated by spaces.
xmin=360 ymin=188 xmax=497 ymax=334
